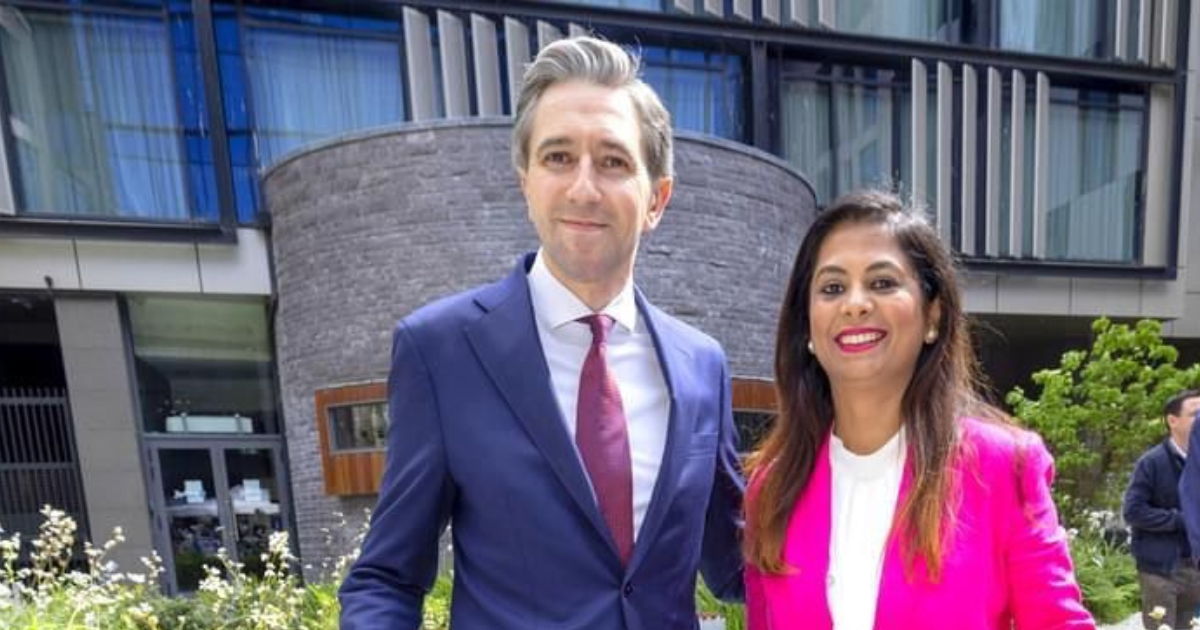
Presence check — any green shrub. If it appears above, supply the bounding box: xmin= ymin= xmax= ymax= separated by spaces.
xmin=1069 ymin=525 xmax=1139 ymax=624
xmin=1007 ymin=317 xmax=1200 ymax=522
xmin=695 ymin=578 xmax=746 ymax=630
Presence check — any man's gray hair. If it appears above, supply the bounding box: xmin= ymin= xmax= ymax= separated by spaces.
xmin=511 ymin=36 xmax=674 ymax=181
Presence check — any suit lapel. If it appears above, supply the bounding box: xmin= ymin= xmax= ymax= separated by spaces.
xmin=463 ymin=256 xmax=617 ymax=561
xmin=627 ymin=292 xmax=695 ymax=572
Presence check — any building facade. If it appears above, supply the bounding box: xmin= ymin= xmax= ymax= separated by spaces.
xmin=0 ymin=0 xmax=1196 ymax=588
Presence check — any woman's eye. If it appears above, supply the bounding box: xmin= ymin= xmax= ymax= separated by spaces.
xmin=871 ymin=277 xmax=899 ymax=290
xmin=873 ymin=276 xmax=902 ymax=291
xmin=818 ymin=282 xmax=844 ymax=295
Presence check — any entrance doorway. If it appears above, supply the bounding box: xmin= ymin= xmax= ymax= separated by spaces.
xmin=146 ymin=437 xmax=290 ymax=593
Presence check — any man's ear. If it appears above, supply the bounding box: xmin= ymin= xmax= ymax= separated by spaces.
xmin=644 ymin=176 xmax=673 ymax=232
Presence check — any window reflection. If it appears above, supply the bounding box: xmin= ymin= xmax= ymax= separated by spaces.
xmin=216 ymin=4 xmax=405 ymax=220
xmin=550 ymin=0 xmax=665 ymax=11
xmin=999 ymin=0 xmax=1114 ymax=59
xmin=642 ymin=46 xmax=744 ymax=141
xmin=781 ymin=64 xmax=905 ymax=203
xmin=0 ymin=6 xmax=202 ymax=220
xmin=1044 ymin=91 xmax=1144 ymax=262
xmin=128 ymin=297 xmax=280 ymax=435
xmin=837 ymin=0 xmax=955 ymax=42
xmin=329 ymin=402 xmax=389 ymax=451
xmin=734 ymin=411 xmax=773 ymax=454
xmin=243 ymin=27 xmax=404 ymax=168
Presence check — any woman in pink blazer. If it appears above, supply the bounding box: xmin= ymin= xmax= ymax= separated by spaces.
xmin=743 ymin=190 xmax=1094 ymax=630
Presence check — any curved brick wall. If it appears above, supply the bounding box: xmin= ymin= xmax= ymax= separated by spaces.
xmin=263 ymin=119 xmax=816 ymax=568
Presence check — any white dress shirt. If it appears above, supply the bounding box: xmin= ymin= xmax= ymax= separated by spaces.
xmin=527 ymin=250 xmax=670 ymax=539
xmin=827 ymin=427 xmax=907 ymax=630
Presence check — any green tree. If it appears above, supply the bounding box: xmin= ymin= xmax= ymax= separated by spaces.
xmin=1006 ymin=317 xmax=1200 ymax=522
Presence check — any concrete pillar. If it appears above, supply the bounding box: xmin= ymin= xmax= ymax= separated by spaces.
xmin=54 ymin=295 xmax=154 ymax=575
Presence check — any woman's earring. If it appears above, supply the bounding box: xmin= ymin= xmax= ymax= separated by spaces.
xmin=925 ymin=328 xmax=938 ymax=344
xmin=807 ymin=339 xmax=815 ymax=354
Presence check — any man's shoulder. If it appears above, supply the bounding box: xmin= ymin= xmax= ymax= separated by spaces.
xmin=398 ymin=270 xmax=519 ymax=337
xmin=1134 ymin=441 xmax=1171 ymax=469
xmin=640 ymin=298 xmax=725 ymax=359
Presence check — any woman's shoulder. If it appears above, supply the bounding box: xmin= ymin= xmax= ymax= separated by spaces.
xmin=957 ymin=416 xmax=1053 ymax=474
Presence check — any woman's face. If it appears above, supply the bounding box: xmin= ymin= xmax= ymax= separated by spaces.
xmin=807 ymin=221 xmax=940 ymax=394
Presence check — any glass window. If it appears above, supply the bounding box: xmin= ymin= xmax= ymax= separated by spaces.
xmin=127 ymin=297 xmax=279 ymax=435
xmin=1044 ymin=90 xmax=1144 ymax=262
xmin=984 ymin=84 xmax=1142 ymax=263
xmin=837 ymin=0 xmax=955 ymax=42
xmin=999 ymin=0 xmax=1115 ymax=60
xmin=781 ymin=64 xmax=905 ymax=203
xmin=217 ymin=5 xmax=404 ymax=220
xmin=550 ymin=0 xmax=667 ymax=10
xmin=242 ymin=26 xmax=404 ymax=169
xmin=642 ymin=46 xmax=744 ymax=141
xmin=734 ymin=411 xmax=772 ymax=453
xmin=0 ymin=5 xmax=207 ymax=220
xmin=328 ymin=402 xmax=389 ymax=452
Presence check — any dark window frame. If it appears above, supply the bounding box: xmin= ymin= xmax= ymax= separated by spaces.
xmin=325 ymin=399 xmax=389 ymax=454
xmin=0 ymin=0 xmax=238 ymax=242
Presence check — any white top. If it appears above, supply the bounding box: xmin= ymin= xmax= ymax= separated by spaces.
xmin=527 ymin=250 xmax=670 ymax=539
xmin=827 ymin=428 xmax=907 ymax=630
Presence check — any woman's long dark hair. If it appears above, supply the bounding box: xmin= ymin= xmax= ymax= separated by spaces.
xmin=744 ymin=190 xmax=999 ymax=579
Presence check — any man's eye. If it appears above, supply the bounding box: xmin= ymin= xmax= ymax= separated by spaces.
xmin=600 ymin=155 xmax=630 ymax=170
xmin=543 ymin=152 xmax=571 ymax=166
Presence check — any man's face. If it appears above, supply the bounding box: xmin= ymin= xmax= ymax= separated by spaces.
xmin=518 ymin=80 xmax=672 ymax=299
xmin=1170 ymin=396 xmax=1200 ymax=445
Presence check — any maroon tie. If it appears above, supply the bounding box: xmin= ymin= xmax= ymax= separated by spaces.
xmin=575 ymin=314 xmax=634 ymax=566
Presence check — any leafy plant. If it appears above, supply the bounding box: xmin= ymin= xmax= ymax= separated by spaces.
xmin=1068 ymin=521 xmax=1139 ymax=624
xmin=1007 ymin=317 xmax=1200 ymax=521
xmin=696 ymin=578 xmax=746 ymax=630
xmin=0 ymin=506 xmax=165 ymax=630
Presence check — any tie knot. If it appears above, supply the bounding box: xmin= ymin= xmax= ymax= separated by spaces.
xmin=578 ymin=314 xmax=615 ymax=345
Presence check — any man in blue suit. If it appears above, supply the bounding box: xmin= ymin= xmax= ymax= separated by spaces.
xmin=1178 ymin=393 xmax=1200 ymax=577
xmin=338 ymin=36 xmax=745 ymax=629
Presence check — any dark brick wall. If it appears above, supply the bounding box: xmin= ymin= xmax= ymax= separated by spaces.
xmin=263 ymin=119 xmax=816 ymax=571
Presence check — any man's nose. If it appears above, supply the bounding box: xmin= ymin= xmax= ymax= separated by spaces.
xmin=566 ymin=158 xmax=602 ymax=203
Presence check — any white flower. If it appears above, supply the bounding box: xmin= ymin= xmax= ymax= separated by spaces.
xmin=1151 ymin=606 xmax=1167 ymax=621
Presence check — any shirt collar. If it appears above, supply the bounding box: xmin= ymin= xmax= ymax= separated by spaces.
xmin=527 ymin=249 xmax=638 ymax=333
xmin=1170 ymin=436 xmax=1188 ymax=459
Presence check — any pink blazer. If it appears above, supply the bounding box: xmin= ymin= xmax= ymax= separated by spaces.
xmin=745 ymin=418 xmax=1095 ymax=630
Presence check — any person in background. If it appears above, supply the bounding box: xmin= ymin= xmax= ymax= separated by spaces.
xmin=1128 ymin=389 xmax=1200 ymax=630
xmin=743 ymin=190 xmax=1093 ymax=630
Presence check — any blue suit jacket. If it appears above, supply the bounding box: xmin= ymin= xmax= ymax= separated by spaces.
xmin=1179 ymin=420 xmax=1200 ymax=565
xmin=339 ymin=253 xmax=745 ymax=630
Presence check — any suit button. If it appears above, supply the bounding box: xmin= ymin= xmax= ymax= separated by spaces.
xmin=623 ymin=583 xmax=633 ymax=597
